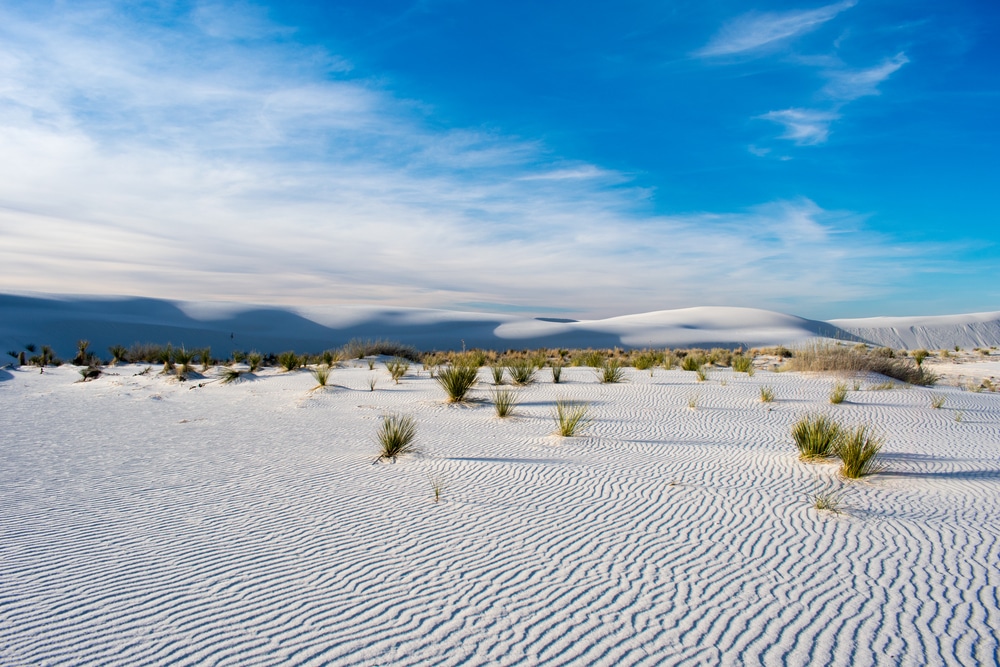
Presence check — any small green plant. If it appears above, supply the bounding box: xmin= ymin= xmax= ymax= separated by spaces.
xmin=247 ymin=352 xmax=263 ymax=373
xmin=760 ymin=386 xmax=775 ymax=403
xmin=310 ymin=366 xmax=331 ymax=389
xmin=598 ymin=360 xmax=625 ymax=383
xmin=220 ymin=367 xmax=244 ymax=384
xmin=199 ymin=348 xmax=212 ymax=372
xmin=554 ymin=399 xmax=590 ymax=436
xmin=829 ymin=381 xmax=848 ymax=404
xmin=386 ymin=357 xmax=410 ymax=384
xmin=792 ymin=414 xmax=842 ymax=460
xmin=811 ymin=487 xmax=845 ymax=514
xmin=368 ymin=374 xmax=378 ymax=391
xmin=173 ymin=347 xmax=195 ymax=379
xmin=836 ymin=425 xmax=885 ymax=479
xmin=277 ymin=351 xmax=301 ymax=372
xmin=506 ymin=359 xmax=536 ymax=386
xmin=374 ymin=413 xmax=418 ymax=463
xmin=930 ymin=394 xmax=946 ymax=409
xmin=231 ymin=350 xmax=246 ymax=364
xmin=490 ymin=364 xmax=505 ymax=385
xmin=695 ymin=367 xmax=708 ymax=382
xmin=732 ymin=355 xmax=754 ymax=373
xmin=435 ymin=363 xmax=479 ymax=402
xmin=367 ymin=359 xmax=376 ymax=371
xmin=491 ymin=387 xmax=518 ymax=418
xmin=681 ymin=355 xmax=703 ymax=372
xmin=912 ymin=349 xmax=930 ymax=367
xmin=430 ymin=475 xmax=445 ymax=503
xmin=551 ymin=363 xmax=563 ymax=383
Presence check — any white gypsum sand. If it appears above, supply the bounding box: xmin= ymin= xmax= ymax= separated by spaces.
xmin=1 ymin=361 xmax=998 ymax=665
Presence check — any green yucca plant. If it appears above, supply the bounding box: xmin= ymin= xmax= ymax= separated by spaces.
xmin=491 ymin=387 xmax=518 ymax=418
xmin=220 ymin=367 xmax=244 ymax=384
xmin=490 ymin=364 xmax=505 ymax=385
xmin=108 ymin=344 xmax=128 ymax=366
xmin=277 ymin=351 xmax=301 ymax=372
xmin=247 ymin=352 xmax=263 ymax=373
xmin=791 ymin=414 xmax=842 ymax=460
xmin=173 ymin=347 xmax=195 ymax=379
xmin=836 ymin=425 xmax=885 ymax=478
xmin=506 ymin=359 xmax=536 ymax=386
xmin=199 ymin=347 xmax=212 ymax=372
xmin=78 ymin=366 xmax=101 ymax=382
xmin=829 ymin=381 xmax=848 ymax=404
xmin=554 ymin=399 xmax=590 ymax=436
xmin=597 ymin=360 xmax=625 ymax=383
xmin=551 ymin=363 xmax=563 ymax=383
xmin=310 ymin=366 xmax=331 ymax=389
xmin=435 ymin=363 xmax=479 ymax=402
xmin=374 ymin=413 xmax=418 ymax=463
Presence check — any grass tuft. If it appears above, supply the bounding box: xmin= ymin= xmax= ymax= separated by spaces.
xmin=551 ymin=363 xmax=563 ymax=383
xmin=491 ymin=387 xmax=518 ymax=418
xmin=811 ymin=487 xmax=846 ymax=514
xmin=930 ymin=394 xmax=946 ymax=409
xmin=277 ymin=351 xmax=301 ymax=372
xmin=695 ymin=367 xmax=708 ymax=382
xmin=310 ymin=366 xmax=331 ymax=389
xmin=829 ymin=381 xmax=848 ymax=404
xmin=435 ymin=363 xmax=479 ymax=402
xmin=490 ymin=364 xmax=505 ymax=385
xmin=836 ymin=425 xmax=885 ymax=478
xmin=597 ymin=360 xmax=625 ymax=383
xmin=374 ymin=413 xmax=418 ymax=463
xmin=220 ymin=367 xmax=244 ymax=384
xmin=506 ymin=359 xmax=536 ymax=386
xmin=760 ymin=386 xmax=775 ymax=403
xmin=386 ymin=357 xmax=410 ymax=384
xmin=731 ymin=355 xmax=754 ymax=373
xmin=792 ymin=414 xmax=842 ymax=460
xmin=554 ymin=399 xmax=590 ymax=436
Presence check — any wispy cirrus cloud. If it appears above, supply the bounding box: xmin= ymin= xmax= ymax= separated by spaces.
xmin=695 ymin=0 xmax=856 ymax=57
xmin=0 ymin=1 xmax=936 ymax=318
xmin=822 ymin=52 xmax=910 ymax=100
xmin=757 ymin=108 xmax=840 ymax=145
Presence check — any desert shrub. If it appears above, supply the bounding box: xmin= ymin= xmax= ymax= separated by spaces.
xmin=321 ymin=349 xmax=342 ymax=367
xmin=551 ymin=363 xmax=563 ymax=383
xmin=631 ymin=350 xmax=660 ymax=371
xmin=573 ymin=349 xmax=606 ymax=368
xmin=386 ymin=357 xmax=410 ymax=384
xmin=930 ymin=394 xmax=946 ymax=409
xmin=598 ymin=360 xmax=625 ymax=383
xmin=220 ymin=367 xmax=244 ymax=384
xmin=490 ymin=364 xmax=505 ymax=385
xmin=554 ymin=400 xmax=590 ymax=436
xmin=231 ymin=350 xmax=246 ymax=364
xmin=681 ymin=355 xmax=703 ymax=372
xmin=173 ymin=347 xmax=195 ymax=379
xmin=108 ymin=344 xmax=128 ymax=365
xmin=760 ymin=386 xmax=775 ymax=403
xmin=786 ymin=342 xmax=937 ymax=385
xmin=792 ymin=414 xmax=842 ymax=460
xmin=830 ymin=381 xmax=848 ymax=404
xmin=247 ymin=352 xmax=263 ymax=372
xmin=436 ymin=363 xmax=479 ymax=402
xmin=374 ymin=413 xmax=418 ymax=462
xmin=836 ymin=425 xmax=885 ymax=478
xmin=708 ymin=348 xmax=733 ymax=367
xmin=343 ymin=338 xmax=420 ymax=362
xmin=662 ymin=351 xmax=679 ymax=369
xmin=911 ymin=349 xmax=930 ymax=367
xmin=277 ymin=351 xmax=301 ymax=372
xmin=310 ymin=366 xmax=331 ymax=388
xmin=506 ymin=358 xmax=536 ymax=386
xmin=732 ymin=355 xmax=754 ymax=373
xmin=491 ymin=387 xmax=518 ymax=418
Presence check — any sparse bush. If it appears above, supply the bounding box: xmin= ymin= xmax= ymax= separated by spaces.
xmin=374 ymin=413 xmax=418 ymax=462
xmin=551 ymin=363 xmax=563 ymax=383
xmin=829 ymin=382 xmax=848 ymax=404
xmin=231 ymin=350 xmax=246 ymax=364
xmin=632 ymin=350 xmax=660 ymax=371
xmin=792 ymin=414 xmax=842 ymax=460
xmin=386 ymin=357 xmax=410 ymax=384
xmin=277 ymin=351 xmax=301 ymax=372
xmin=436 ymin=363 xmax=479 ymax=402
xmin=785 ymin=342 xmax=937 ymax=385
xmin=506 ymin=359 xmax=536 ymax=386
xmin=598 ymin=360 xmax=625 ymax=383
xmin=760 ymin=386 xmax=775 ymax=403
xmin=72 ymin=340 xmax=91 ymax=366
xmin=491 ymin=387 xmax=518 ymax=418
xmin=554 ymin=400 xmax=590 ymax=436
xmin=836 ymin=425 xmax=885 ymax=478
xmin=368 ymin=374 xmax=378 ymax=391
xmin=930 ymin=394 xmax=946 ymax=409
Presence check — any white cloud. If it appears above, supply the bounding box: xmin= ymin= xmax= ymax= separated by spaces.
xmin=696 ymin=0 xmax=856 ymax=57
xmin=0 ymin=2 xmax=927 ymax=317
xmin=758 ymin=108 xmax=840 ymax=145
xmin=823 ymin=52 xmax=909 ymax=100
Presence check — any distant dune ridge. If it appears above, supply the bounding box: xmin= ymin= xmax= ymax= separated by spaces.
xmin=2 ymin=293 xmax=999 ymax=356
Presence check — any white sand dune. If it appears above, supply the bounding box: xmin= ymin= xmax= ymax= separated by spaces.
xmin=2 ymin=362 xmax=998 ymax=664
xmin=832 ymin=311 xmax=1000 ymax=350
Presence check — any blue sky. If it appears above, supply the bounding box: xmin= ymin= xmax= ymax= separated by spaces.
xmin=0 ymin=0 xmax=996 ymax=319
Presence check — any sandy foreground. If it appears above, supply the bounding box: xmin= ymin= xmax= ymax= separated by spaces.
xmin=1 ymin=362 xmax=998 ymax=665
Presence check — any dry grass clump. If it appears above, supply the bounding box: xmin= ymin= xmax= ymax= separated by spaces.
xmin=172 ymin=347 xmax=195 ymax=379
xmin=731 ymin=354 xmax=754 ymax=373
xmin=792 ymin=414 xmax=842 ymax=460
xmin=374 ymin=413 xmax=418 ymax=463
xmin=491 ymin=387 xmax=518 ymax=417
xmin=573 ymin=349 xmax=607 ymax=368
xmin=343 ymin=338 xmax=419 ymax=362
xmin=836 ymin=426 xmax=885 ymax=478
xmin=681 ymin=354 xmax=706 ymax=372
xmin=435 ymin=363 xmax=479 ymax=402
xmin=812 ymin=488 xmax=846 ymax=514
xmin=829 ymin=381 xmax=848 ymax=404
xmin=695 ymin=367 xmax=708 ymax=382
xmin=785 ymin=342 xmax=937 ymax=385
xmin=930 ymin=394 xmax=946 ymax=409
xmin=760 ymin=386 xmax=775 ymax=403
xmin=247 ymin=352 xmax=263 ymax=372
xmin=554 ymin=400 xmax=590 ymax=436
xmin=631 ymin=349 xmax=662 ymax=371
xmin=598 ymin=360 xmax=625 ymax=383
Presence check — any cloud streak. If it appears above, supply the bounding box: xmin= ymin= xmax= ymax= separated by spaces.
xmin=0 ymin=1 xmax=934 ymax=318
xmin=695 ymin=0 xmax=856 ymax=57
